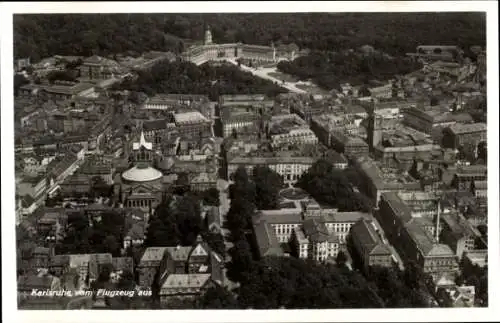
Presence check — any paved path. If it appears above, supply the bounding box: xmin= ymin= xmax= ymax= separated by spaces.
xmin=225 ymin=59 xmax=308 ymax=94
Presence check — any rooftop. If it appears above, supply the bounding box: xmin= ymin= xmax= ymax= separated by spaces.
xmin=229 ymin=156 xmax=315 ymax=165
xmin=140 ymin=247 xmax=168 ymax=263
xmin=122 ymin=166 xmax=163 ymax=183
xmin=254 ymin=209 xmax=303 ymax=225
xmin=320 ymin=210 xmax=372 ymax=224
xmin=165 ymin=246 xmax=192 ymax=262
xmin=447 ymin=122 xmax=487 ymax=135
xmin=358 ymin=158 xmax=420 ymax=190
xmin=161 ymin=273 xmax=211 ymax=289
xmin=83 ymin=55 xmax=120 ymax=67
xmin=351 ymin=219 xmax=391 ymax=255
xmin=464 ymin=250 xmax=487 ymax=267
xmin=173 ymin=111 xmax=209 ymax=124
xmin=253 ymin=220 xmax=284 ymax=257
xmin=143 ymin=119 xmax=169 ymax=132
xmin=302 ymin=218 xmax=335 ymax=243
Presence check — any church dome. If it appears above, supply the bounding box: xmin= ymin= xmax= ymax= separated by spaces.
xmin=122 ymin=165 xmax=163 ymax=182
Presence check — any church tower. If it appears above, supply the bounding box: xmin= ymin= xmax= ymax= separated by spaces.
xmin=367 ymin=100 xmax=383 ymax=151
xmin=204 ymin=25 xmax=213 ymax=45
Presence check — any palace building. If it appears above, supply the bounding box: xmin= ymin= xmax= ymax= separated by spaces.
xmin=181 ymin=25 xmax=300 ymax=65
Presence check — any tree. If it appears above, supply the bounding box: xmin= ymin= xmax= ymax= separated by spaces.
xmin=226 ymin=238 xmax=254 ymax=283
xmin=14 ymin=74 xmax=29 ymax=96
xmin=113 ymin=60 xmax=286 ymax=101
xmin=297 ymin=160 xmax=372 ymax=212
xmin=229 ymin=166 xmax=256 ymax=204
xmin=336 ymin=251 xmax=347 ymax=267
xmin=201 ymin=187 xmax=220 ymax=206
xmin=56 ymin=211 xmax=92 ymax=254
xmin=252 ymin=165 xmax=283 ymax=210
xmin=14 ymin=13 xmax=485 ymax=62
xmin=145 ymin=194 xmax=203 ymax=247
xmin=366 ymin=266 xmax=427 ymax=308
xmin=225 ymin=198 xmax=255 ymax=235
xmin=174 ymin=194 xmax=203 ymax=245
xmin=46 ymin=70 xmax=77 ymax=84
xmin=202 ymin=232 xmax=226 ymax=257
xmin=195 ymin=286 xmax=239 ymax=309
xmin=145 ymin=200 xmax=182 ymax=247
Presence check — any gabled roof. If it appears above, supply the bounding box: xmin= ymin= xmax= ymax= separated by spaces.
xmin=160 ymin=273 xmax=212 ymax=290
xmin=165 ymin=246 xmax=192 ymax=262
xmin=140 ymin=247 xmax=168 ymax=263
xmin=190 ymin=243 xmax=209 ymax=258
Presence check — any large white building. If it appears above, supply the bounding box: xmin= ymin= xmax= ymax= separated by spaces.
xmin=252 ymin=204 xmax=374 ymax=263
xmin=270 ymin=127 xmax=318 ymax=149
xmin=227 ymin=156 xmax=315 ymax=184
xmin=181 ymin=26 xmax=300 ymax=66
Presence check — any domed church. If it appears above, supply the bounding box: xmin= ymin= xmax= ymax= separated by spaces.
xmin=115 ymin=131 xmax=166 ymax=212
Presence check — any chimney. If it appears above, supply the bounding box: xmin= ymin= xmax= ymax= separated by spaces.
xmin=435 ymin=200 xmax=441 ymax=243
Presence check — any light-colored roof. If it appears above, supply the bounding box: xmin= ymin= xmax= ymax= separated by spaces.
xmin=140 ymin=247 xmax=168 ymax=263
xmin=427 ymin=244 xmax=455 ymax=257
xmin=173 ymin=111 xmax=209 ymax=124
xmin=161 ymin=273 xmax=211 ymax=289
xmin=83 ymin=55 xmax=120 ymax=67
xmin=165 ymin=246 xmax=192 ymax=262
xmin=122 ymin=166 xmax=163 ymax=182
xmin=464 ymin=250 xmax=487 ymax=267
xmin=447 ymin=122 xmax=486 ymax=135
xmin=229 ymin=156 xmax=315 ymax=166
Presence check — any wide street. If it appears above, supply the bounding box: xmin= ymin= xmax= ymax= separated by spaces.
xmin=224 ymin=59 xmax=308 ymax=94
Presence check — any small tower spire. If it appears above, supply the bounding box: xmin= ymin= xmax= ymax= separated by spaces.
xmin=204 ymin=24 xmax=213 ymax=45
xmin=140 ymin=130 xmax=147 ymax=147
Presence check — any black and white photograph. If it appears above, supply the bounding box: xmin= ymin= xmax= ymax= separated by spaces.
xmin=1 ymin=1 xmax=498 ymax=323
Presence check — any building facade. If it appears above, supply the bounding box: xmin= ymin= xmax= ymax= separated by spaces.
xmin=228 ymin=156 xmax=315 ymax=185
